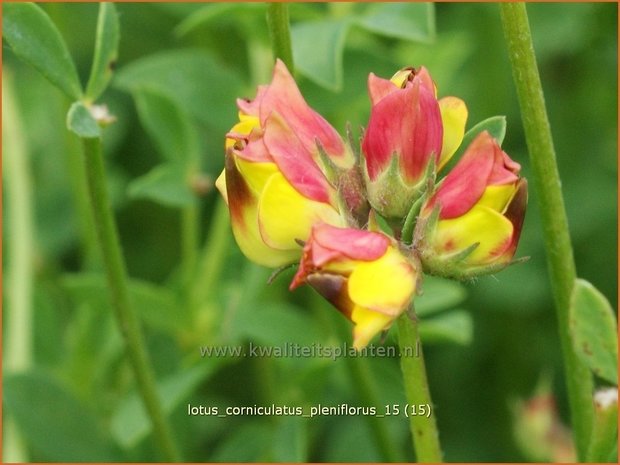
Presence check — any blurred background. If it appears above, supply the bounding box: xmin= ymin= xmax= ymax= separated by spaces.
xmin=3 ymin=2 xmax=617 ymax=462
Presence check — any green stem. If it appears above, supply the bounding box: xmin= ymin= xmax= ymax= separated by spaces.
xmin=191 ymin=200 xmax=231 ymax=310
xmin=81 ymin=137 xmax=180 ymax=462
xmin=586 ymin=389 xmax=617 ymax=462
xmin=346 ymin=356 xmax=404 ymax=462
xmin=181 ymin=201 xmax=199 ymax=293
xmin=500 ymin=4 xmax=594 ymax=460
xmin=397 ymin=313 xmax=442 ymax=462
xmin=266 ymin=3 xmax=294 ymax=70
xmin=3 ymin=71 xmax=34 ymax=463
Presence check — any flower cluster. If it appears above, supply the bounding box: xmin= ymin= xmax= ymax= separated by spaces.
xmin=216 ymin=60 xmax=527 ymax=349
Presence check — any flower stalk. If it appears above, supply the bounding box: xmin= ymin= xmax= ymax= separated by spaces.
xmin=500 ymin=3 xmax=594 ymax=459
xmin=397 ymin=312 xmax=442 ymax=462
xmin=81 ymin=137 xmax=181 ymax=462
xmin=3 ymin=71 xmax=34 ymax=464
xmin=266 ymin=3 xmax=294 ymax=71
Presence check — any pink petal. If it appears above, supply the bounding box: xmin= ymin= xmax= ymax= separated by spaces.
xmin=313 ymin=223 xmax=390 ymax=262
xmin=488 ymin=148 xmax=521 ymax=185
xmin=263 ymin=113 xmax=334 ymax=204
xmin=401 ymin=83 xmax=443 ymax=181
xmin=259 ymin=59 xmax=345 ymax=159
xmin=431 ymin=131 xmax=496 ymax=219
xmin=237 ymin=85 xmax=267 ymax=117
xmin=362 ymin=82 xmax=442 ymax=182
xmin=411 ymin=66 xmax=435 ymax=94
xmin=368 ymin=73 xmax=398 ymax=105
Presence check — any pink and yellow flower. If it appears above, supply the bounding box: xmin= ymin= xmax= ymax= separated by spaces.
xmin=361 ymin=67 xmax=468 ymax=220
xmin=216 ymin=60 xmax=353 ymax=267
xmin=290 ymin=223 xmax=417 ymax=349
xmin=417 ymin=131 xmax=527 ymax=278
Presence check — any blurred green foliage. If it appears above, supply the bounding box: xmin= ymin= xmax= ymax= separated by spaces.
xmin=2 ymin=2 xmax=617 ymax=462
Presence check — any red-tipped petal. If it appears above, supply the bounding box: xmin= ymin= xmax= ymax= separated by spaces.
xmin=313 ymin=223 xmax=390 ymax=263
xmin=488 ymin=147 xmax=521 ymax=185
xmin=432 ymin=131 xmax=497 ymax=219
xmin=260 ymin=59 xmax=345 ymax=159
xmin=368 ymin=72 xmax=398 ymax=105
xmin=263 ymin=113 xmax=335 ymax=204
xmin=363 ymin=82 xmax=442 ymax=182
xmin=412 ymin=66 xmax=436 ymax=94
xmin=236 ymin=85 xmax=267 ymax=116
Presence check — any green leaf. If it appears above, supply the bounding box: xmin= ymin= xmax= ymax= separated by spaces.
xmin=114 ymin=50 xmax=245 ymax=132
xmin=569 ymin=279 xmax=618 ymax=384
xmin=357 ymin=2 xmax=436 ymax=43
xmin=419 ymin=310 xmax=473 ymax=346
xmin=292 ymin=19 xmax=351 ymax=91
xmin=111 ymin=364 xmax=217 ymax=448
xmin=85 ymin=3 xmax=120 ymax=101
xmin=4 ymin=371 xmax=122 ymax=461
xmin=128 ymin=163 xmax=196 ymax=208
xmin=66 ymin=101 xmax=101 ymax=138
xmin=133 ymin=89 xmax=200 ymax=163
xmin=174 ymin=3 xmax=265 ymax=37
xmin=451 ymin=116 xmax=507 ymax=164
xmin=3 ymin=3 xmax=82 ymax=100
xmin=415 ymin=277 xmax=468 ymax=317
xmin=60 ymin=273 xmax=188 ymax=334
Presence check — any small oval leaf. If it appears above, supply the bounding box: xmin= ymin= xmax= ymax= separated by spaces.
xmin=67 ymin=102 xmax=101 ymax=138
xmin=85 ymin=3 xmax=120 ymax=101
xmin=569 ymin=279 xmax=618 ymax=384
xmin=3 ymin=3 xmax=82 ymax=100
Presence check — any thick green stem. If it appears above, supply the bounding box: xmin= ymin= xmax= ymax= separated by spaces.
xmin=500 ymin=4 xmax=594 ymax=460
xmin=81 ymin=137 xmax=180 ymax=462
xmin=266 ymin=3 xmax=294 ymax=70
xmin=346 ymin=356 xmax=404 ymax=462
xmin=3 ymin=71 xmax=34 ymax=463
xmin=397 ymin=314 xmax=442 ymax=462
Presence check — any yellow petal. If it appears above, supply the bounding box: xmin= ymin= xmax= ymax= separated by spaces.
xmin=258 ymin=172 xmax=344 ymax=250
xmin=348 ymin=247 xmax=416 ymax=316
xmin=438 ymin=97 xmax=468 ymax=170
xmin=230 ymin=192 xmax=299 ymax=267
xmin=235 ymin=157 xmax=279 ymax=195
xmin=477 ymin=184 xmax=517 ymax=214
xmin=434 ymin=205 xmax=513 ymax=265
xmin=215 ymin=169 xmax=228 ymax=205
xmin=351 ymin=305 xmax=395 ymax=350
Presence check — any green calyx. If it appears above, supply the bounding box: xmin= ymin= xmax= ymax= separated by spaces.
xmin=364 ymin=152 xmax=430 ymax=223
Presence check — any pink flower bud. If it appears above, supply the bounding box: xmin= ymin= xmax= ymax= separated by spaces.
xmin=417 ymin=131 xmax=527 ymax=278
xmin=361 ymin=67 xmax=468 ymax=221
xmin=291 ymin=223 xmax=417 ymax=349
xmin=216 ymin=60 xmax=350 ymax=267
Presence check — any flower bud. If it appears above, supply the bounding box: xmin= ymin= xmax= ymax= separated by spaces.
xmin=361 ymin=67 xmax=467 ymax=221
xmin=216 ymin=60 xmax=349 ymax=267
xmin=290 ymin=223 xmax=417 ymax=349
xmin=416 ymin=131 xmax=527 ymax=279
